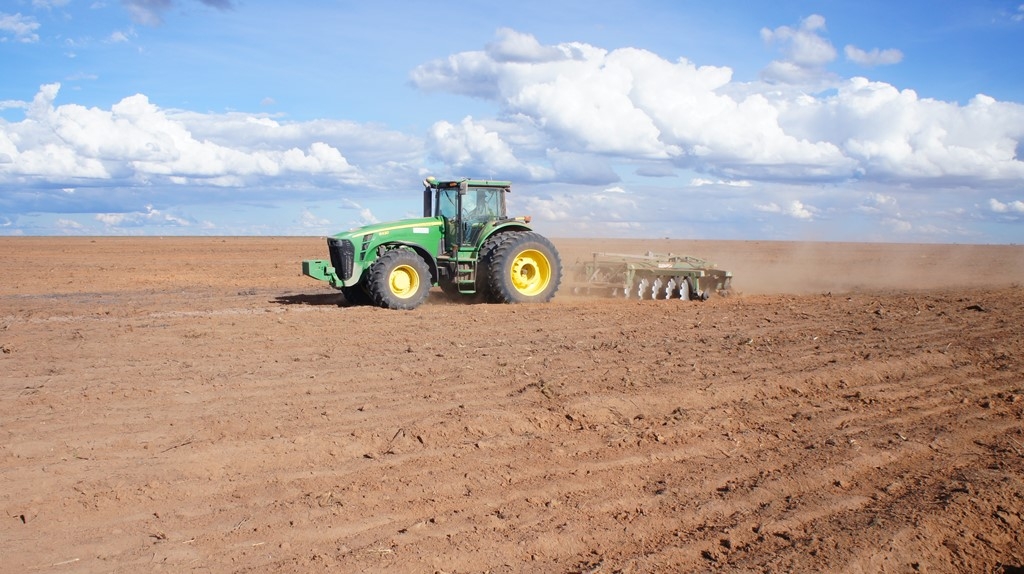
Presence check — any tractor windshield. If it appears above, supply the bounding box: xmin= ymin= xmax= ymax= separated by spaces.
xmin=462 ymin=188 xmax=503 ymax=221
xmin=462 ymin=188 xmax=505 ymax=246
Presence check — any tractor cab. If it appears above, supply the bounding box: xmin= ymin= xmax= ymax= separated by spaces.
xmin=425 ymin=177 xmax=511 ymax=252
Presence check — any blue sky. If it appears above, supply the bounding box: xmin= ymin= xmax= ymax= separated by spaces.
xmin=1 ymin=0 xmax=1023 ymax=242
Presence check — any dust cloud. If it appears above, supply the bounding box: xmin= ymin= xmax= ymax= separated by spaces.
xmin=554 ymin=238 xmax=1024 ymax=296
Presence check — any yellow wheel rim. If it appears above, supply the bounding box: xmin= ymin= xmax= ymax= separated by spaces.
xmin=389 ymin=264 xmax=420 ymax=299
xmin=509 ymin=249 xmax=551 ymax=296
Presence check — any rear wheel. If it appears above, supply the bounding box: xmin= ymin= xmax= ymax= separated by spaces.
xmin=367 ymin=249 xmax=431 ymax=310
xmin=486 ymin=232 xmax=561 ymax=304
xmin=476 ymin=232 xmax=514 ymax=302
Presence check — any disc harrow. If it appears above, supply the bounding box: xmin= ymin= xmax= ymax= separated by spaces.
xmin=570 ymin=251 xmax=732 ymax=300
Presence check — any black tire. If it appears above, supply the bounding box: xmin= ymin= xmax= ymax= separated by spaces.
xmin=476 ymin=232 xmax=516 ymax=302
xmin=485 ymin=232 xmax=561 ymax=304
xmin=366 ymin=249 xmax=431 ymax=310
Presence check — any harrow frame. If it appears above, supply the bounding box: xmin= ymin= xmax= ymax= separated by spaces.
xmin=570 ymin=251 xmax=732 ymax=300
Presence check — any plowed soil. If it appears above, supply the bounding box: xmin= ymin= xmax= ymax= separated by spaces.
xmin=2 ymin=237 xmax=1023 ymax=573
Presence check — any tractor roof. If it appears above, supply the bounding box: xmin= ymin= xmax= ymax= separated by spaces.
xmin=424 ymin=177 xmax=512 ymax=190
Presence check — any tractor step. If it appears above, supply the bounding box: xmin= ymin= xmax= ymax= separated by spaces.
xmin=455 ymin=250 xmax=478 ymax=293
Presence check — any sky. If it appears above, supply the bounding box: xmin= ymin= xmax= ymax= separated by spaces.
xmin=1 ymin=0 xmax=1023 ymax=242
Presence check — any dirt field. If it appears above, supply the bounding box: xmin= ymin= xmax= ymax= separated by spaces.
xmin=2 ymin=236 xmax=1023 ymax=573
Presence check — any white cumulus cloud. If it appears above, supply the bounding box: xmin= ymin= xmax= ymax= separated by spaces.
xmin=845 ymin=45 xmax=904 ymax=67
xmin=486 ymin=27 xmax=567 ymax=63
xmin=690 ymin=178 xmax=751 ymax=188
xmin=108 ymin=28 xmax=137 ymax=43
xmin=412 ymin=27 xmax=1024 ymax=187
xmin=0 ymin=12 xmax=41 ymax=43
xmin=428 ymin=116 xmax=554 ymax=181
xmin=756 ymin=200 xmax=815 ymax=220
xmin=790 ymin=82 xmax=1024 ymax=180
xmin=884 ymin=218 xmax=914 ymax=233
xmin=989 ymin=198 xmax=1024 ymax=213
xmin=299 ymin=207 xmax=330 ymax=228
xmin=859 ymin=192 xmax=900 ymax=214
xmin=96 ymin=205 xmax=191 ymax=229
xmin=0 ymin=83 xmax=427 ymax=197
xmin=56 ymin=218 xmax=85 ymax=231
xmin=760 ymin=14 xmax=837 ymax=84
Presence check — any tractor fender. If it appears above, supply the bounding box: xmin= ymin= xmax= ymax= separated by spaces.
xmin=481 ymin=221 xmax=533 ymax=244
xmin=376 ymin=241 xmax=440 ymax=285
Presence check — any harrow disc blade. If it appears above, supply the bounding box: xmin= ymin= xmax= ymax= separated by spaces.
xmin=637 ymin=278 xmax=650 ymax=300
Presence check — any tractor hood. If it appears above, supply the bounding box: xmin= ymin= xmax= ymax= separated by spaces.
xmin=304 ymin=215 xmax=445 ymax=290
xmin=330 ymin=216 xmax=443 ymax=241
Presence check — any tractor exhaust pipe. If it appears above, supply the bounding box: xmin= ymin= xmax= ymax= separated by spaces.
xmin=422 ymin=178 xmax=434 ymax=217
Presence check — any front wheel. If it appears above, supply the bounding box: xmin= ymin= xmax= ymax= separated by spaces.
xmin=486 ymin=232 xmax=561 ymax=304
xmin=367 ymin=249 xmax=431 ymax=310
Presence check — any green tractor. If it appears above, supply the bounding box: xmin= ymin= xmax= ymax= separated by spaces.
xmin=302 ymin=177 xmax=562 ymax=310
